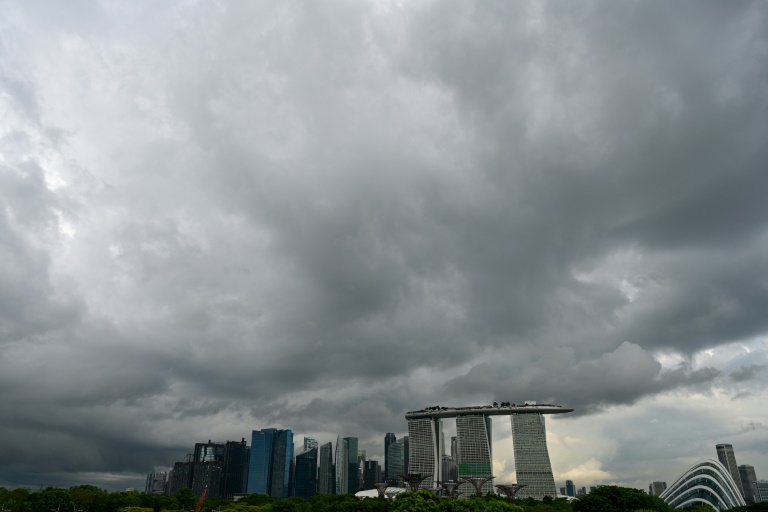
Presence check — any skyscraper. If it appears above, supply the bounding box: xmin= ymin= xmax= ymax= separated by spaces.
xmin=565 ymin=480 xmax=575 ymax=497
xmin=384 ymin=433 xmax=396 ymax=484
xmin=247 ymin=428 xmax=294 ymax=497
xmin=269 ymin=429 xmax=293 ymax=498
xmin=335 ymin=436 xmax=346 ymax=494
xmin=363 ymin=460 xmax=381 ymax=490
xmin=387 ymin=438 xmax=405 ymax=486
xmin=716 ymin=444 xmax=745 ymax=498
xmin=304 ymin=437 xmax=318 ymax=452
xmin=294 ymin=447 xmax=318 ymax=499
xmin=407 ymin=418 xmax=443 ymax=489
xmin=456 ymin=415 xmax=493 ymax=494
xmin=145 ymin=472 xmax=166 ymax=494
xmin=221 ymin=439 xmax=248 ymax=498
xmin=345 ymin=437 xmax=359 ymax=494
xmin=512 ymin=413 xmax=557 ymax=499
xmin=739 ymin=465 xmax=759 ymax=503
xmin=318 ymin=442 xmax=335 ymax=494
xmin=649 ymin=481 xmax=667 ymax=497
xmin=757 ymin=480 xmax=768 ymax=502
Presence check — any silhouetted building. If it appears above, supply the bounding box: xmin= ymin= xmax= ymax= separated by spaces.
xmin=221 ymin=439 xmax=248 ymax=498
xmin=649 ymin=481 xmax=667 ymax=497
xmin=716 ymin=444 xmax=745 ymax=498
xmin=294 ymin=447 xmax=318 ymax=499
xmin=145 ymin=472 xmax=166 ymax=494
xmin=363 ymin=460 xmax=381 ymax=490
xmin=739 ymin=465 xmax=759 ymax=503
xmin=318 ymin=442 xmax=335 ymax=494
xmin=566 ymin=480 xmax=575 ymax=497
xmin=384 ymin=433 xmax=396 ymax=484
xmin=169 ymin=461 xmax=194 ymax=496
xmin=191 ymin=461 xmax=222 ymax=498
xmin=345 ymin=437 xmax=359 ymax=494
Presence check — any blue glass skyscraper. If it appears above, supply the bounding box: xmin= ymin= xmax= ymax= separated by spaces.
xmin=247 ymin=428 xmax=294 ymax=498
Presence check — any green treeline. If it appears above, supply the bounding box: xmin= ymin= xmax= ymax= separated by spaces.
xmin=2 ymin=485 xmax=767 ymax=512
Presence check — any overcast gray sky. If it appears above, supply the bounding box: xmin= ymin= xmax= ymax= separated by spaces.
xmin=1 ymin=0 xmax=767 ymax=492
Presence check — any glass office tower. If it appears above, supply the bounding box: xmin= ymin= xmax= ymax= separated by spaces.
xmin=294 ymin=447 xmax=318 ymax=499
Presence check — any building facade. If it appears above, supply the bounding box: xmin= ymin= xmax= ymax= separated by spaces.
xmin=716 ymin=444 xmax=745 ymax=499
xmin=407 ymin=418 xmax=443 ymax=489
xmin=345 ymin=437 xmax=359 ymax=494
xmin=384 ymin=433 xmax=396 ymax=484
xmin=145 ymin=472 xmax=166 ymax=494
xmin=456 ymin=415 xmax=493 ymax=494
xmin=565 ymin=480 xmax=575 ymax=497
xmin=363 ymin=460 xmax=381 ymax=490
xmin=649 ymin=481 xmax=668 ymax=497
xmin=318 ymin=441 xmax=335 ymax=494
xmin=294 ymin=447 xmax=318 ymax=499
xmin=739 ymin=465 xmax=759 ymax=503
xmin=247 ymin=428 xmax=294 ymax=498
xmin=661 ymin=459 xmax=746 ymax=511
xmin=511 ymin=413 xmax=557 ymax=499
xmin=335 ymin=436 xmax=346 ymax=494
xmin=387 ymin=438 xmax=405 ymax=486
xmin=221 ymin=439 xmax=248 ymax=498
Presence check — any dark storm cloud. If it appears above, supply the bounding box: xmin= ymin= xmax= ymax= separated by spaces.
xmin=0 ymin=0 xmax=767 ymax=489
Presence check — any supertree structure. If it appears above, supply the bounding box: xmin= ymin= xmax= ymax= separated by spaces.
xmin=458 ymin=476 xmax=496 ymax=497
xmin=495 ymin=484 xmax=528 ymax=502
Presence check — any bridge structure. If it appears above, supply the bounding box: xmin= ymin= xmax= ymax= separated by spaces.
xmin=405 ymin=401 xmax=573 ymax=498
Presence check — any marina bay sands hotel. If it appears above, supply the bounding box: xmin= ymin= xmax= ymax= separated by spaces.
xmin=405 ymin=401 xmax=573 ymax=498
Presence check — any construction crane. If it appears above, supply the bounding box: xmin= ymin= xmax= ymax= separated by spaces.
xmin=193 ymin=487 xmax=208 ymax=512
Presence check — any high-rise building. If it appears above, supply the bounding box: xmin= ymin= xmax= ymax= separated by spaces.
xmin=169 ymin=461 xmax=194 ymax=496
xmin=407 ymin=418 xmax=443 ymax=489
xmin=739 ymin=465 xmax=759 ymax=503
xmin=716 ymin=444 xmax=745 ymax=498
xmin=565 ymin=480 xmax=575 ymax=497
xmin=403 ymin=436 xmax=409 ymax=475
xmin=345 ymin=437 xmax=359 ymax=494
xmin=303 ymin=437 xmax=318 ymax=452
xmin=649 ymin=481 xmax=667 ymax=497
xmin=194 ymin=441 xmax=225 ymax=463
xmin=221 ymin=439 xmax=248 ymax=498
xmin=757 ymin=480 xmax=768 ymax=502
xmin=441 ymin=455 xmax=457 ymax=482
xmin=559 ymin=487 xmax=566 ymax=496
xmin=191 ymin=461 xmax=222 ymax=498
xmin=294 ymin=447 xmax=318 ymax=499
xmin=387 ymin=438 xmax=405 ymax=486
xmin=145 ymin=472 xmax=166 ymax=494
xmin=384 ymin=433 xmax=396 ymax=484
xmin=456 ymin=415 xmax=493 ymax=494
xmin=318 ymin=442 xmax=335 ymax=494
xmin=363 ymin=460 xmax=381 ymax=490
xmin=335 ymin=436 xmax=346 ymax=494
xmin=247 ymin=428 xmax=294 ymax=498
xmin=512 ymin=413 xmax=557 ymax=499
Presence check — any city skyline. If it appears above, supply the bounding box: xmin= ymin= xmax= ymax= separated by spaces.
xmin=1 ymin=0 xmax=767 ymax=495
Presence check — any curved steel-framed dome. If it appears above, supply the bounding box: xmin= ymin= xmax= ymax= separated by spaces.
xmin=660 ymin=459 xmax=746 ymax=510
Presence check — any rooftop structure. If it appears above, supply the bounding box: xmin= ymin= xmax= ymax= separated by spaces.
xmin=405 ymin=400 xmax=571 ymax=498
xmin=405 ymin=402 xmax=573 ymax=419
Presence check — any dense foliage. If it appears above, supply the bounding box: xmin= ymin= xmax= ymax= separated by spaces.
xmin=16 ymin=485 xmax=759 ymax=512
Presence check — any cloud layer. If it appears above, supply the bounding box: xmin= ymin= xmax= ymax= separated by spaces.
xmin=1 ymin=0 xmax=767 ymax=490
